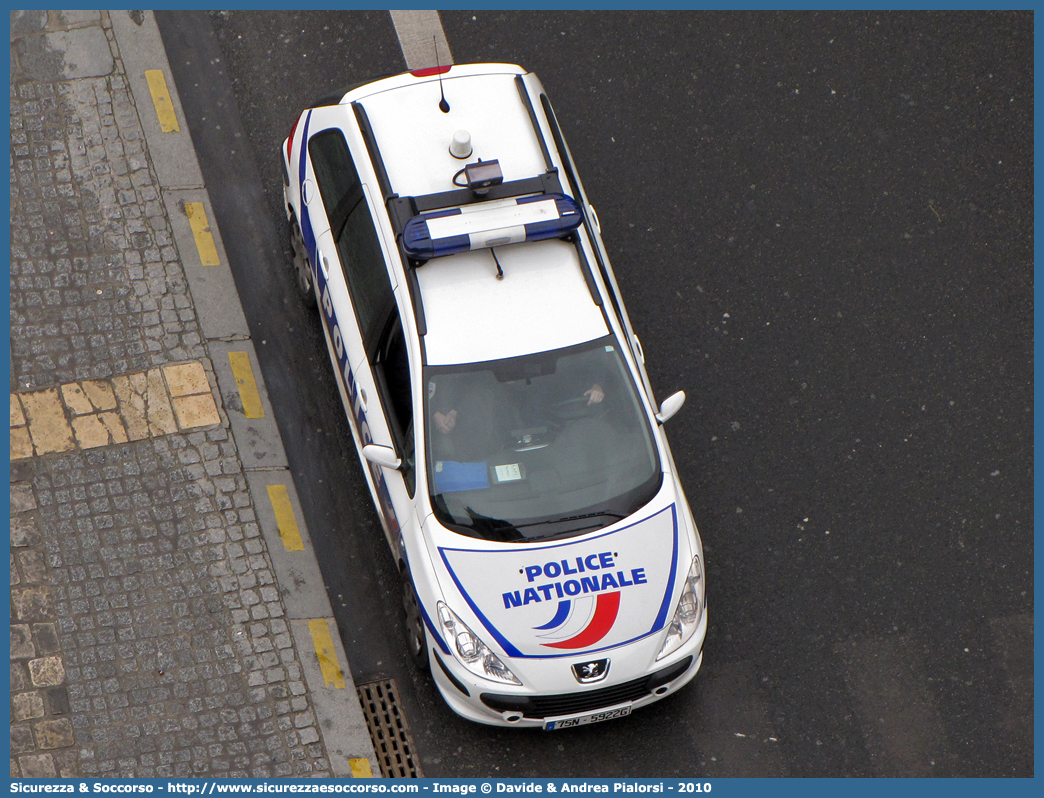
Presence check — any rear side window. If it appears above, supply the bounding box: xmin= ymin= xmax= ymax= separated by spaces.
xmin=309 ymin=129 xmax=360 ymax=235
xmin=309 ymin=129 xmax=393 ymax=349
xmin=338 ymin=202 xmax=392 ymax=348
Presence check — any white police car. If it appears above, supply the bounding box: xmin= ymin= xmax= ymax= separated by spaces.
xmin=282 ymin=63 xmax=706 ymax=728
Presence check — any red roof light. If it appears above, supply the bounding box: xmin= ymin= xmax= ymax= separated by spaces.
xmin=411 ymin=65 xmax=452 ymax=77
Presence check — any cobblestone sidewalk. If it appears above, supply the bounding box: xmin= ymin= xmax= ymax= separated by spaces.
xmin=10 ymin=10 xmax=371 ymax=779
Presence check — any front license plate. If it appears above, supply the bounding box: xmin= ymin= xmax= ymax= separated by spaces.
xmin=544 ymin=705 xmax=631 ymax=730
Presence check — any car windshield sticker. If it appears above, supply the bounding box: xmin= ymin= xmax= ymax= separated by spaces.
xmin=494 ymin=463 xmax=523 ymax=482
xmin=438 ymin=503 xmax=679 ymax=658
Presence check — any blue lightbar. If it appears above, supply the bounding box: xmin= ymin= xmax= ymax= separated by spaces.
xmin=403 ymin=193 xmax=583 ymax=260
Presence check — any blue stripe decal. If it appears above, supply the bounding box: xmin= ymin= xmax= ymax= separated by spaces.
xmin=533 ymin=600 xmax=571 ymax=631
xmin=404 ymin=553 xmax=450 ymax=656
xmin=650 ymin=504 xmax=680 ymax=633
xmin=421 ymin=599 xmax=451 ymax=656
xmin=297 ymin=111 xmax=317 ymax=267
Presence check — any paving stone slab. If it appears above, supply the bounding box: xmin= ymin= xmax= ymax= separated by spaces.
xmin=18 ymin=28 xmax=114 ymax=81
xmin=10 ymin=10 xmax=49 ymax=38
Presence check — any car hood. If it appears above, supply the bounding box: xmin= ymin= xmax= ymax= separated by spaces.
xmin=435 ymin=502 xmax=684 ymax=659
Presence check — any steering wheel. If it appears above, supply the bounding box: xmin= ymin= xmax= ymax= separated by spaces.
xmin=553 ymin=396 xmax=600 ymax=421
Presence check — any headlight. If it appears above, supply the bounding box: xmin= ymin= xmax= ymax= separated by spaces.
xmin=656 ymin=555 xmax=705 ymax=661
xmin=437 ymin=602 xmax=522 ymax=685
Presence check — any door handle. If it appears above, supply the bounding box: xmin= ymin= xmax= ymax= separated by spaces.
xmin=318 ymin=250 xmax=330 ymax=279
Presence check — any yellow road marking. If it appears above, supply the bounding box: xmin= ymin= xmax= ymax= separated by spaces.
xmin=145 ymin=69 xmax=180 ymax=132
xmin=10 ymin=428 xmax=33 ymax=461
xmin=145 ymin=368 xmax=178 ymax=436
xmin=99 ymin=412 xmax=129 ymax=444
xmin=72 ymin=414 xmax=112 ymax=449
xmin=9 ymin=395 xmax=31 ymax=459
xmin=171 ymin=393 xmax=221 ymax=429
xmin=81 ymin=379 xmax=117 ymax=411
xmin=10 ymin=361 xmax=219 ymax=461
xmin=184 ymin=202 xmax=221 ymax=266
xmin=308 ymin=619 xmax=346 ymax=689
xmin=267 ymin=484 xmax=304 ymax=552
xmin=349 ymin=759 xmax=373 ymax=778
xmin=10 ymin=394 xmax=25 ymax=427
xmin=112 ymin=373 xmax=149 ymax=442
xmin=228 ymin=352 xmax=265 ymax=418
xmin=163 ymin=361 xmax=211 ymax=396
xmin=21 ymin=389 xmax=75 ymax=456
xmin=60 ymin=383 xmax=94 ymax=415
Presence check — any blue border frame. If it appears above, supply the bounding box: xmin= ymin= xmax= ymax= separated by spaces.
xmin=439 ymin=503 xmax=681 ymax=658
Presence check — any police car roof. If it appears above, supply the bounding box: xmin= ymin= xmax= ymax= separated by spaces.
xmin=416 ymin=239 xmax=608 ymax=365
xmin=355 ymin=66 xmax=546 ymax=198
xmin=350 ymin=64 xmax=609 ymax=366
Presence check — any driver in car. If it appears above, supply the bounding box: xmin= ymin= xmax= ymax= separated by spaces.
xmin=583 ymin=382 xmax=605 ymax=405
xmin=430 ymin=346 xmax=610 ymax=458
xmin=429 ymin=372 xmax=499 ymax=461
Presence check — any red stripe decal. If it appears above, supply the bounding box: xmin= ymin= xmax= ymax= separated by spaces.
xmin=542 ymin=592 xmax=620 ymax=650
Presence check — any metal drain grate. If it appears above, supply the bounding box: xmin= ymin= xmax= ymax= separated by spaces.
xmin=356 ymin=679 xmax=424 ymax=778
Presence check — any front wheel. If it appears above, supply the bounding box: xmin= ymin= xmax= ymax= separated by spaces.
xmin=402 ymin=570 xmax=430 ymax=671
xmin=289 ymin=219 xmax=317 ymax=308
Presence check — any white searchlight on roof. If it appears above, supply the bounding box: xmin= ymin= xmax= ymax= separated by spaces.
xmin=449 ymin=129 xmax=473 ymax=159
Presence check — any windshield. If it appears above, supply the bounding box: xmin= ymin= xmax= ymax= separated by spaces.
xmin=424 ymin=336 xmax=662 ymax=541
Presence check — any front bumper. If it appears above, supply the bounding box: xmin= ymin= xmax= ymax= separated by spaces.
xmin=429 ymin=605 xmax=707 ymax=729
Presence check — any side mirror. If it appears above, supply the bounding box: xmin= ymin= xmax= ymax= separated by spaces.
xmin=362 ymin=444 xmax=401 ymax=469
xmin=656 ymin=391 xmax=686 ymax=424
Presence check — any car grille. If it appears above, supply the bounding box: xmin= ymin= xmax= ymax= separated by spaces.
xmin=480 ymin=656 xmax=692 ymax=719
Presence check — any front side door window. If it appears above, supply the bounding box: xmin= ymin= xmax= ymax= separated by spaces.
xmin=374 ymin=311 xmax=415 ymax=495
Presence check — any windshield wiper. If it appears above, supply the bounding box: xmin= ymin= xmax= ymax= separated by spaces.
xmin=462 ymin=506 xmax=523 ymax=542
xmin=554 ymin=511 xmax=625 ymax=524
xmin=456 ymin=508 xmax=625 ymax=542
xmin=512 ymin=510 xmax=626 ymax=540
xmin=513 ymin=511 xmax=625 ymax=529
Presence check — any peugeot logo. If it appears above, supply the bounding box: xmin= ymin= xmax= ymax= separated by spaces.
xmin=572 ymin=658 xmax=610 ymax=684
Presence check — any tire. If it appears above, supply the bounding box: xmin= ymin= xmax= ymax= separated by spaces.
xmin=401 ymin=570 xmax=430 ymax=671
xmin=289 ymin=218 xmax=317 ymax=308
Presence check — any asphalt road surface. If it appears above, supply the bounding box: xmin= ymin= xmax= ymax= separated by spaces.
xmin=157 ymin=10 xmax=1032 ymax=778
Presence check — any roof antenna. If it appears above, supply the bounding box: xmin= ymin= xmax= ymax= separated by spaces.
xmin=490 ymin=247 xmax=504 ymax=280
xmin=434 ymin=36 xmax=450 ymax=113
